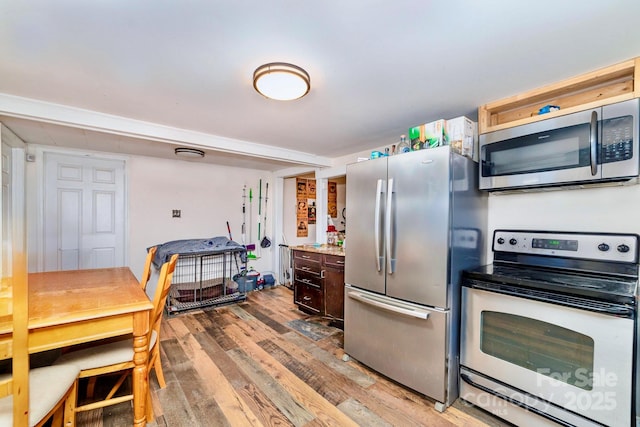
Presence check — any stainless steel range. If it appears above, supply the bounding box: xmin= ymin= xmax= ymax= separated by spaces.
xmin=460 ymin=230 xmax=638 ymax=427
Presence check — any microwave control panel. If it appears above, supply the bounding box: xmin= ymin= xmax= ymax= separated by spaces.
xmin=601 ymin=115 xmax=633 ymax=163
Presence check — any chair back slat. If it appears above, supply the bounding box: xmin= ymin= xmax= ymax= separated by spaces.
xmin=140 ymin=246 xmax=158 ymax=291
xmin=148 ymin=254 xmax=178 ymax=344
xmin=12 ymin=252 xmax=29 ymax=426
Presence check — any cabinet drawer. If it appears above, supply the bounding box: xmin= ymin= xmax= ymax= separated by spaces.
xmin=294 ymin=258 xmax=321 ymax=274
xmin=295 ymin=283 xmax=322 ymax=313
xmin=294 ymin=269 xmax=322 ymax=288
xmin=324 ymin=255 xmax=345 ymax=269
xmin=293 ymin=250 xmax=322 ymax=263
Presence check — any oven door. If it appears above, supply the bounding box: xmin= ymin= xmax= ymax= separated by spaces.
xmin=461 ymin=286 xmax=634 ymax=427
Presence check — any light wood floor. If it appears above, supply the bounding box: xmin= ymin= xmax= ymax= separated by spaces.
xmin=77 ymin=285 xmax=508 ymax=426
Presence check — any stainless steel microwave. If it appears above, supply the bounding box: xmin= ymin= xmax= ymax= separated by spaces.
xmin=479 ymin=98 xmax=639 ymax=191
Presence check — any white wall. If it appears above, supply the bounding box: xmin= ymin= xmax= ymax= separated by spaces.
xmin=487 ymin=182 xmax=640 ymax=260
xmin=128 ymin=156 xmax=274 ymax=281
xmin=25 ymin=147 xmax=275 ymax=287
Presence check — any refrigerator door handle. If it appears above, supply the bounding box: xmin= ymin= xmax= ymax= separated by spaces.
xmin=385 ymin=178 xmax=395 ymax=274
xmin=374 ymin=179 xmax=384 ymax=272
xmin=347 ymin=291 xmax=430 ymax=320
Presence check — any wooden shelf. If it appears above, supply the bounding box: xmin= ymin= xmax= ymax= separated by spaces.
xmin=478 ymin=57 xmax=640 ymax=134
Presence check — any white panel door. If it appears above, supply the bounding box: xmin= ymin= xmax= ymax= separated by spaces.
xmin=43 ymin=153 xmax=125 ymax=270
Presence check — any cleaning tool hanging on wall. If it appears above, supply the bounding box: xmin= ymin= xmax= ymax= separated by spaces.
xmin=226 ymin=221 xmax=233 ymax=241
xmin=241 ymin=185 xmax=247 ymax=245
xmin=261 ymin=182 xmax=271 ymax=248
xmin=257 ymin=179 xmax=262 ymax=242
xmin=249 ymin=187 xmax=253 ymax=244
xmin=247 ymin=187 xmax=256 ymax=259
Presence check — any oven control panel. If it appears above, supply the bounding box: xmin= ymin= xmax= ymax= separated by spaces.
xmin=493 ymin=230 xmax=639 ymax=263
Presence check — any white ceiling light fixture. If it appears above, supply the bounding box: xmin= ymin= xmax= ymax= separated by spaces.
xmin=253 ymin=62 xmax=310 ymax=101
xmin=175 ymin=147 xmax=205 ymax=158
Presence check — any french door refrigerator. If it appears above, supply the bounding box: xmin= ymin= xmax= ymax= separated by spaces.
xmin=344 ymin=145 xmax=487 ymax=410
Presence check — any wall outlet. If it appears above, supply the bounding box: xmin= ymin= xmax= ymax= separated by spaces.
xmin=172 ymin=209 xmax=181 ymax=218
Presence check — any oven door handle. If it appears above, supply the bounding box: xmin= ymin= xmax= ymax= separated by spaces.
xmin=465 ymin=280 xmax=635 ymax=318
xmin=460 ymin=372 xmax=574 ymax=427
xmin=592 ymin=304 xmax=635 ymax=317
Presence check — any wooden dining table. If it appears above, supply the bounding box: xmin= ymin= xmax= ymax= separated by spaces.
xmin=25 ymin=267 xmax=154 ymax=427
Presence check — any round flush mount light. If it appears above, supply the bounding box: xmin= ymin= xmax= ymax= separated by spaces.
xmin=253 ymin=62 xmax=310 ymax=101
xmin=175 ymin=147 xmax=205 ymax=158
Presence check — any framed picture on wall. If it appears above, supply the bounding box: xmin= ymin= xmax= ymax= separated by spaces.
xmin=328 ymin=181 xmax=337 ymax=218
xmin=308 ymin=201 xmax=316 ymax=224
xmin=297 ymin=178 xmax=307 ymax=197
xmin=307 ymin=179 xmax=316 ymax=198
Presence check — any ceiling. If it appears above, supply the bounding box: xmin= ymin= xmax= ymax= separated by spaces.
xmin=1 ymin=1 xmax=640 ymax=171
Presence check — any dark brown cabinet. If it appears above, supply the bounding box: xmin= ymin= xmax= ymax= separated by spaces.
xmin=292 ymin=249 xmax=345 ymax=324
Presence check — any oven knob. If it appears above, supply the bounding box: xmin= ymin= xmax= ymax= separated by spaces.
xmin=598 ymin=243 xmax=610 ymax=252
xmin=617 ymin=244 xmax=630 ymax=253
xmin=509 ymin=238 xmax=517 ymax=245
xmin=497 ymin=237 xmax=505 ymax=245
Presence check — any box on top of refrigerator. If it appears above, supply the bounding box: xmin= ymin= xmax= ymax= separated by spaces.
xmin=424 ymin=119 xmax=448 ymax=148
xmin=408 ymin=125 xmax=425 ymax=150
xmin=446 ymin=116 xmax=478 ymax=162
xmin=409 ymin=119 xmax=448 ymax=150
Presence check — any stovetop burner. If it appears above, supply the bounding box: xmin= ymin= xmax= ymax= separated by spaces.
xmin=463 ymin=230 xmax=640 ymax=306
xmin=465 ymin=263 xmax=637 ymax=305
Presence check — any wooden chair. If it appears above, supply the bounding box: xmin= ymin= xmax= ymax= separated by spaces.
xmin=0 ymin=253 xmax=79 ymax=427
xmin=74 ymin=245 xmax=158 ymax=400
xmin=146 ymin=253 xmax=174 ymax=391
xmin=140 ymin=246 xmax=158 ymax=292
xmin=54 ymin=254 xmax=178 ymax=420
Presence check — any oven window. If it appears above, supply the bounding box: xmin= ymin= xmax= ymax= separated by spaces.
xmin=480 ymin=311 xmax=594 ymax=390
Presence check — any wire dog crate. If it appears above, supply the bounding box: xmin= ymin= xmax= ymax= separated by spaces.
xmin=166 ymin=249 xmax=246 ymax=315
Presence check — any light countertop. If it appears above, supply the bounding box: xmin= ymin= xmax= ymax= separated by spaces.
xmin=291 ymin=244 xmax=345 ymax=256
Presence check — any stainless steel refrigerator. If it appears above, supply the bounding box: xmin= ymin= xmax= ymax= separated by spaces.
xmin=344 ymin=145 xmax=487 ymax=410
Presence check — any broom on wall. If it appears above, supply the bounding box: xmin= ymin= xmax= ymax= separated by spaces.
xmin=261 ymin=182 xmax=271 ymax=248
xmin=246 ymin=186 xmax=257 ymax=259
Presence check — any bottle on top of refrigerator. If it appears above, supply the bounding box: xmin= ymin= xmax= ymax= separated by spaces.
xmin=397 ymin=135 xmax=410 ymax=153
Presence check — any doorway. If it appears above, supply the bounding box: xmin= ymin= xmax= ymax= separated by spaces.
xmin=42 ymin=152 xmax=126 ymax=270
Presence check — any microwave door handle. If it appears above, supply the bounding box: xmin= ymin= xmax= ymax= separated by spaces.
xmin=374 ymin=179 xmax=384 ymax=272
xmin=590 ymin=110 xmax=598 ymax=176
